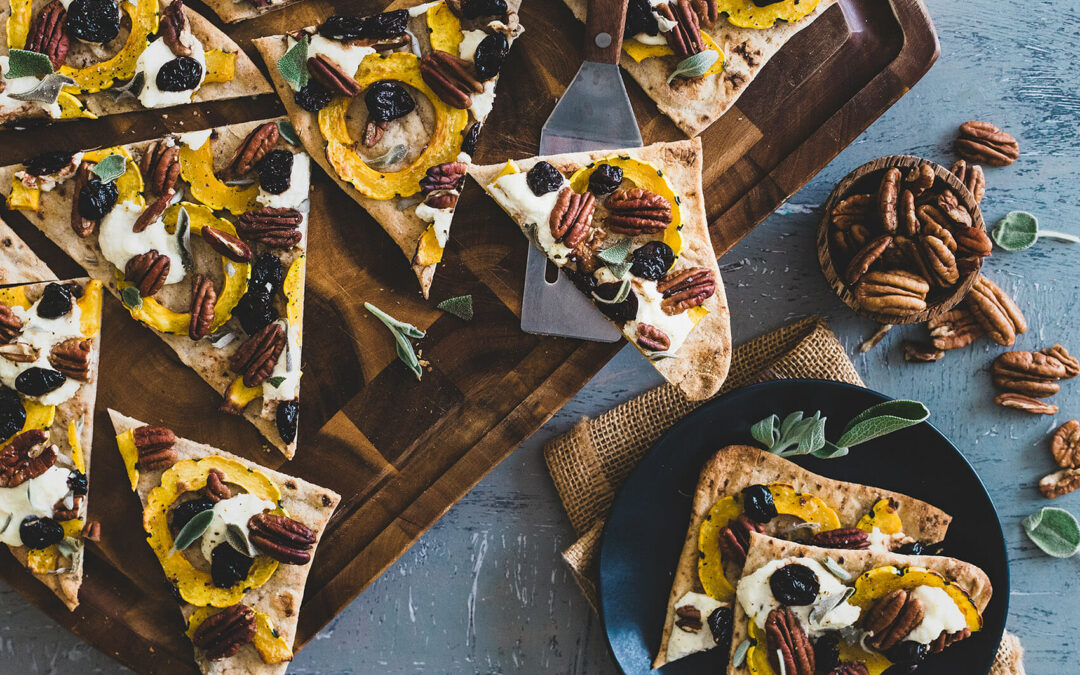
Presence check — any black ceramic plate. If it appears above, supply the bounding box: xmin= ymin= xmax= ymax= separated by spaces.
xmin=598 ymin=379 xmax=1008 ymax=675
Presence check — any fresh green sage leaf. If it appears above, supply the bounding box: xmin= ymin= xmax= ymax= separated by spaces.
xmin=368 ymin=144 xmax=408 ymax=169
xmin=8 ymin=72 xmax=74 ymax=104
xmin=821 ymin=556 xmax=852 ymax=582
xmin=731 ymin=639 xmax=750 ymax=667
xmin=5 ymin=49 xmax=54 ymax=79
xmin=598 ymin=238 xmax=634 ymax=278
xmin=753 ymin=410 xmax=828 ymax=457
xmin=437 ymin=295 xmax=473 ymax=321
xmin=172 ymin=509 xmax=215 ymax=552
xmin=121 ymin=286 xmax=143 ymax=310
xmin=592 ymin=278 xmax=631 ymax=305
xmin=1023 ymin=507 xmax=1080 ymax=558
xmin=365 ymin=302 xmax=426 ymax=380
xmin=992 ymin=210 xmax=1080 ymax=252
xmin=277 ymin=120 xmax=300 ymax=146
xmin=277 ymin=37 xmax=310 ymax=90
xmin=91 ymin=153 xmax=127 ymax=184
xmin=266 ymin=375 xmax=287 ymax=388
xmin=225 ymin=523 xmax=256 ymax=557
xmin=812 ymin=440 xmax=849 ymax=460
xmin=106 ymin=72 xmax=145 ymax=102
xmin=667 ymin=50 xmax=718 ymax=84
xmin=810 ymin=585 xmax=855 ymax=624
xmin=56 ymin=537 xmax=80 ymax=559
xmin=835 ymin=400 xmax=929 ymax=449
xmin=750 ymin=414 xmax=780 ymax=447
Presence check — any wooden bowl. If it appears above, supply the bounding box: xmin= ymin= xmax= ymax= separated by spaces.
xmin=817 ymin=155 xmax=985 ymax=325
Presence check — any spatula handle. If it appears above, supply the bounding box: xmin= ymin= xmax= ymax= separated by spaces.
xmin=583 ymin=0 xmax=629 ymax=65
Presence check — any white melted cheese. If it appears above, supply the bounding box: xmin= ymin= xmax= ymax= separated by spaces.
xmin=459 ymin=29 xmax=488 ymax=62
xmin=648 ymin=0 xmax=678 ymax=32
xmin=665 ymin=592 xmax=726 ymax=663
xmin=178 ymin=129 xmax=212 ymax=150
xmin=470 ymin=79 xmax=497 ymax=121
xmin=307 ymin=34 xmax=374 ymax=83
xmin=257 ymin=153 xmax=310 ymax=210
xmin=262 ymin=321 xmax=301 ymax=403
xmin=415 ymin=202 xmax=454 ymax=248
xmin=0 ymin=466 xmax=73 ymax=546
xmin=736 ymin=557 xmax=862 ymax=638
xmin=98 ymin=200 xmax=187 ymax=286
xmin=136 ymin=37 xmax=207 ymax=109
xmin=866 ymin=527 xmax=914 ymax=553
xmin=626 ymin=278 xmax=696 ymax=356
xmin=903 ymin=586 xmax=968 ymax=644
xmin=0 ymin=299 xmax=85 ymax=406
xmin=0 ymin=56 xmax=62 ymax=118
xmin=487 ymin=171 xmax=572 ymax=265
xmin=16 ymin=152 xmax=83 ymax=192
xmin=199 ymin=492 xmax=276 ymax=564
xmin=632 ymin=32 xmax=668 ymax=45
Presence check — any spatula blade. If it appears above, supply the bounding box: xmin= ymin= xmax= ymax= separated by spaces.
xmin=540 ymin=61 xmax=643 ymax=155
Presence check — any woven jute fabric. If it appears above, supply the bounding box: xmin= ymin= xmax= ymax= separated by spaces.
xmin=543 ymin=316 xmax=1024 ymax=673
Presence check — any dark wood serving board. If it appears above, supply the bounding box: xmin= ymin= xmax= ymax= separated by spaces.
xmin=0 ymin=0 xmax=937 ymax=672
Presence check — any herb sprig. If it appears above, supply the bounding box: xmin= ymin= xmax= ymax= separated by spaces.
xmin=667 ymin=51 xmax=719 ymax=84
xmin=1023 ymin=507 xmax=1080 ymax=558
xmin=751 ymin=400 xmax=930 ymax=459
xmin=992 ymin=211 xmax=1080 ymax=251
xmin=365 ymin=302 xmax=426 ymax=380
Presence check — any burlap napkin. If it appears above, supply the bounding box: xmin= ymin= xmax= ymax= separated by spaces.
xmin=543 ymin=316 xmax=1024 ymax=672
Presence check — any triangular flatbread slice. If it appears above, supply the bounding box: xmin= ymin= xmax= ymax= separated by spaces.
xmin=725 ymin=532 xmax=992 ymax=674
xmin=560 ymin=0 xmax=837 ymax=137
xmin=0 ymin=267 xmax=103 ymax=610
xmin=253 ymin=0 xmax=524 ymax=297
xmin=107 ymin=409 xmax=340 ymax=674
xmin=654 ymin=445 xmax=953 ymax=667
xmin=0 ymin=0 xmax=270 ymax=126
xmin=0 ymin=117 xmax=310 ymax=457
xmin=470 ymin=138 xmax=731 ymax=400
xmin=0 ymin=215 xmax=52 ymax=282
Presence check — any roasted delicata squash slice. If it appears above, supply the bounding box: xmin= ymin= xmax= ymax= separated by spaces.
xmin=186 ymin=605 xmax=294 ymax=664
xmin=857 ymin=498 xmax=904 ymax=535
xmin=716 ymin=0 xmax=823 ymax=29
xmin=851 ymin=566 xmax=983 ymax=632
xmin=58 ymin=0 xmax=159 ymax=93
xmin=622 ymin=32 xmax=726 ymax=78
xmin=179 ymin=139 xmax=260 ymax=214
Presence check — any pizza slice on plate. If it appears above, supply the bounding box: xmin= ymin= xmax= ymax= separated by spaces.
xmin=253 ymin=0 xmax=523 ymax=297
xmin=0 ymin=0 xmax=269 ymax=125
xmin=108 ymin=409 xmax=340 ymax=673
xmin=470 ymin=138 xmax=732 ymax=400
xmin=1 ymin=118 xmax=310 ymax=457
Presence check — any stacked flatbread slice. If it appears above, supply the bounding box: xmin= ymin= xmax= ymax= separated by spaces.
xmin=201 ymin=0 xmax=303 ymax=24
xmin=0 ymin=232 xmax=103 ymax=609
xmin=471 ymin=139 xmax=732 ymax=400
xmin=108 ymin=410 xmax=340 ymax=674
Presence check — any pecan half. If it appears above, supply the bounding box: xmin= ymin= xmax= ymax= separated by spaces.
xmin=903 ymin=340 xmax=944 ymax=363
xmin=227 ymin=123 xmax=278 ymax=178
xmin=0 ymin=342 xmax=37 ymax=363
xmin=420 ymin=50 xmax=483 ymax=109
xmin=994 ymin=392 xmax=1057 ymax=415
xmin=548 ymin=187 xmax=595 ymax=248
xmin=188 ymin=274 xmax=217 ymax=341
xmin=0 ymin=303 xmax=24 ymax=341
xmin=133 ymin=189 xmax=175 ymax=233
xmin=230 ymin=322 xmax=286 ymax=387
xmin=48 ymin=338 xmax=92 ymax=381
xmin=950 ymin=159 xmax=986 ymax=205
xmin=307 ymin=54 xmax=363 ymax=97
xmin=70 ymin=162 xmax=95 ymax=238
xmin=919 ymin=234 xmax=959 ymax=286
xmin=204 ymin=468 xmax=231 ymax=503
xmin=52 ymin=494 xmax=83 ymax=521
xmin=248 ymin=512 xmax=316 ymax=564
xmin=936 ymin=190 xmax=972 ymax=228
xmin=864 ymin=589 xmax=925 ymax=651
xmin=809 ymin=527 xmax=870 ymax=550
xmin=831 ymin=222 xmax=871 ymax=258
xmin=160 ymin=0 xmax=192 ymax=57
xmin=657 ymin=1 xmax=704 ymax=59
xmin=717 ymin=514 xmax=764 ymax=566
xmin=1051 ymin=419 xmax=1080 ymax=469
xmin=1042 ymin=344 xmax=1080 ymax=378
xmin=424 ymin=190 xmax=458 ymax=210
xmin=829 ymin=664 xmax=870 ymax=675
xmin=362 ymin=119 xmax=388 ymax=148
xmin=133 ymin=425 xmax=178 ymax=471
xmin=915 ymin=206 xmax=957 ymax=251
xmin=930 ymin=628 xmax=971 ymax=654
xmin=955 ymin=121 xmax=1020 ymax=167
xmin=877 ymin=167 xmax=901 ymax=233
xmin=854 ymin=270 xmax=929 ymax=317
xmin=928 ymin=307 xmax=984 ymax=351
xmin=202 ymin=226 xmax=253 ymax=263
xmin=192 ymin=604 xmax=257 ymax=661
xmin=765 ymin=607 xmax=814 ymax=675
xmin=675 ymin=604 xmax=703 ymax=632
xmin=25 ymin=0 xmax=69 ymax=70
xmin=0 ymin=430 xmax=54 ymax=488
xmin=844 ymin=235 xmax=892 ymax=285
xmin=953 ymin=225 xmax=992 ymax=258
xmin=831 ymin=193 xmax=873 ymax=231
xmin=139 ymin=140 xmax=181 ymax=196
xmin=993 ymin=350 xmax=1068 ymax=383
xmin=605 ymin=188 xmax=672 ymax=235
xmin=81 ymin=520 xmax=101 ymax=542
xmin=1040 ymin=468 xmax=1080 ymax=499
xmin=636 ymin=323 xmax=670 ymax=352
xmin=124 ymin=250 xmax=170 ymax=297
xmin=904 ymin=162 xmax=935 ymax=198
xmin=688 ymin=0 xmax=717 ymax=26
xmin=420 ymin=161 xmax=467 ymax=194
xmin=965 ymin=274 xmax=1026 ymax=346
xmin=658 ymin=267 xmax=715 ymax=315
xmin=898 ymin=189 xmax=918 ymax=236
xmin=236 ymin=207 xmax=303 ymax=248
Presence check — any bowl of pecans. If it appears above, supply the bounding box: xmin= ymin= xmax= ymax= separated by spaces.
xmin=817 ymin=155 xmax=993 ymax=324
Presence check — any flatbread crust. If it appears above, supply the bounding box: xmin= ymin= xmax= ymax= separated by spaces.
xmin=727 ymin=532 xmax=994 ymax=673
xmin=470 ymin=138 xmax=732 ymax=400
xmin=0 ymin=217 xmax=52 ymax=283
xmin=0 ymin=118 xmax=307 ymax=457
xmin=560 ymin=0 xmax=838 ymax=137
xmin=201 ymin=0 xmax=302 ymax=24
xmin=0 ymin=0 xmax=270 ymax=122
xmin=3 ymin=277 xmax=101 ymax=610
xmin=108 ymin=409 xmax=341 ymax=675
xmin=654 ymin=444 xmax=952 ymax=668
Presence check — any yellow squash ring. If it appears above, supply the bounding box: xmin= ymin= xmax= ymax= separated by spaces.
xmin=716 ymin=0 xmax=822 ymax=29
xmin=179 ymin=138 xmax=260 ymax=214
xmin=59 ymin=0 xmax=160 ymax=94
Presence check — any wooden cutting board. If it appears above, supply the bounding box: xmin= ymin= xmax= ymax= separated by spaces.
xmin=0 ymin=0 xmax=937 ymax=671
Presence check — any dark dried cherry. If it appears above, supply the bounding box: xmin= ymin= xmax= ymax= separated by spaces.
xmin=751 ymin=0 xmax=787 ymax=6
xmin=250 ymin=253 xmax=285 ymax=294
xmin=25 ymin=151 xmax=74 ymax=176
xmin=68 ymin=471 xmax=88 ymax=496
xmin=36 ymin=283 xmax=73 ymax=319
xmin=77 ymin=178 xmax=118 ymax=221
xmin=593 ymin=282 xmax=638 ymax=323
xmin=882 ymin=641 xmax=929 ymax=666
xmin=0 ymin=388 xmax=26 ymax=441
xmin=769 ymin=563 xmax=820 ymax=606
xmin=896 ymin=541 xmax=925 ymax=555
xmin=20 ymin=516 xmax=64 ymax=549
xmin=294 ymin=80 xmax=333 ymax=112
xmin=526 ymin=161 xmax=564 ymax=196
xmin=210 ymin=543 xmax=254 ymax=588
xmin=365 ymin=81 xmax=415 ymax=123
xmin=257 ymin=150 xmax=294 ymax=195
xmin=233 ymin=289 xmax=277 ymax=335
xmin=741 ymin=484 xmax=778 ymax=523
xmin=461 ymin=121 xmax=482 ymax=156
xmin=462 ymin=0 xmax=507 ymax=19
xmin=707 ymin=605 xmax=733 ymax=651
xmin=170 ymin=497 xmax=215 ymax=532
xmin=276 ymin=399 xmax=299 ymax=444
xmin=319 ymin=10 xmax=408 ymax=41
xmin=813 ymin=633 xmax=841 ymax=672
xmin=15 ymin=367 xmax=66 ymax=397
xmin=65 ymin=0 xmax=120 ymax=43
xmin=587 ymin=163 xmax=623 ymax=197
xmin=566 ymin=268 xmax=598 ymax=297
xmin=156 ymin=56 xmax=204 ymax=92
xmin=625 ymin=0 xmax=659 ymax=36
xmin=629 ymin=241 xmax=675 ymax=281
xmin=474 ymin=33 xmax=509 ymax=81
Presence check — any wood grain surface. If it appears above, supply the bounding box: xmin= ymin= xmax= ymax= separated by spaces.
xmin=0 ymin=0 xmax=936 ymax=672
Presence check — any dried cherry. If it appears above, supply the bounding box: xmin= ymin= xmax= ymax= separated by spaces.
xmin=156 ymin=56 xmax=204 ymax=92
xmin=882 ymin=641 xmax=929 ymax=666
xmin=769 ymin=563 xmax=820 ymax=606
xmin=20 ymin=516 xmax=64 ymax=549
xmin=741 ymin=484 xmax=778 ymax=523
xmin=170 ymin=497 xmax=214 ymax=532
xmin=474 ymin=33 xmax=509 ymax=81
xmin=593 ymin=282 xmax=638 ymax=323
xmin=24 ymin=151 xmax=74 ymax=176
xmin=587 ymin=163 xmax=623 ymax=197
xmin=36 ymin=283 xmax=72 ymax=319
xmin=319 ymin=10 xmax=408 ymax=41
xmin=625 ymin=0 xmax=659 ymax=36
xmin=77 ymin=178 xmax=118 ymax=221
xmin=233 ymin=288 xmax=277 ymax=335
xmin=210 ymin=543 xmax=254 ymax=588
xmin=68 ymin=471 xmax=88 ymax=496
xmin=813 ymin=633 xmax=841 ymax=671
xmin=525 ymin=161 xmax=564 ymax=196
xmin=257 ymin=150 xmax=294 ymax=195
xmin=276 ymin=400 xmax=299 ymax=444
xmin=65 ymin=0 xmax=120 ymax=43
xmin=462 ymin=0 xmax=507 ymax=19
xmin=707 ymin=605 xmax=733 ymax=650
xmin=751 ymin=0 xmax=787 ymax=6
xmin=15 ymin=367 xmax=66 ymax=397
xmin=365 ymin=81 xmax=415 ymax=123
xmin=629 ymin=241 xmax=675 ymax=281
xmin=461 ymin=121 xmax=482 ymax=156
xmin=0 ymin=388 xmax=26 ymax=441
xmin=294 ymin=80 xmax=333 ymax=112
xmin=250 ymin=253 xmax=285 ymax=294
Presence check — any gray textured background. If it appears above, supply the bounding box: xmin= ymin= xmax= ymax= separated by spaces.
xmin=3 ymin=0 xmax=1079 ymax=672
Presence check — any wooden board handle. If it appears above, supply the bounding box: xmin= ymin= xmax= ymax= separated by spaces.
xmin=583 ymin=0 xmax=629 ymax=64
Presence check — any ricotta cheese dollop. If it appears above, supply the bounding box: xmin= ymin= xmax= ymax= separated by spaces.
xmin=257 ymin=153 xmax=311 ymax=210
xmin=199 ymin=492 xmax=277 ymax=563
xmin=136 ymin=38 xmax=207 ymax=109
xmin=98 ymin=200 xmax=187 ymax=286
xmin=736 ymin=557 xmax=862 ymax=637
xmin=0 ymin=466 xmax=74 ymax=546
xmin=903 ymin=585 xmax=968 ymax=644
xmin=487 ymin=171 xmax=572 ymax=265
xmin=0 ymin=297 xmax=85 ymax=406
xmin=665 ymin=591 xmax=727 ymax=662
xmin=626 ymin=277 xmax=697 ymax=356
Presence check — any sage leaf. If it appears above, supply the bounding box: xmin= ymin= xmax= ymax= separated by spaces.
xmin=1023 ymin=507 xmax=1080 ymax=558
xmin=750 ymin=414 xmax=780 ymax=447
xmin=810 ymin=585 xmax=855 ymax=623
xmin=365 ymin=302 xmax=426 ymax=380
xmin=277 ymin=37 xmax=310 ymax=90
xmin=56 ymin=537 xmax=80 ymax=559
xmin=91 ymin=153 xmax=127 ymax=184
xmin=811 ymin=440 xmax=849 ymax=460
xmin=367 ymin=144 xmax=408 ymax=169
xmin=266 ymin=375 xmax=287 ymax=388
xmin=753 ymin=410 xmax=828 ymax=457
xmin=5 ymin=49 xmax=53 ymax=79
xmin=8 ymin=72 xmax=75 ymax=104
xmin=105 ymin=72 xmax=145 ymax=102
xmin=992 ymin=210 xmax=1080 ymax=252
xmin=121 ymin=286 xmax=143 ymax=310
xmin=176 ymin=206 xmax=194 ymax=273
xmin=436 ymin=295 xmax=473 ymax=321
xmin=277 ymin=120 xmax=301 ymax=146
xmin=597 ymin=238 xmax=634 ymax=278
xmin=835 ymin=400 xmax=929 ymax=449
xmin=821 ymin=556 xmax=852 ymax=582
xmin=225 ymin=523 xmax=256 ymax=557
xmin=667 ymin=50 xmax=718 ymax=84
xmin=172 ymin=509 xmax=215 ymax=553
xmin=592 ymin=278 xmax=630 ymax=305
xmin=731 ymin=639 xmax=750 ymax=667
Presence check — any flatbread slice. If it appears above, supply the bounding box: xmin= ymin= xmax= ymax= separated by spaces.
xmin=0 ymin=274 xmax=103 ymax=610
xmin=561 ymin=0 xmax=838 ymax=137
xmin=0 ymin=216 xmax=52 ymax=282
xmin=253 ymin=0 xmax=524 ymax=297
xmin=470 ymin=138 xmax=731 ymax=400
xmin=727 ymin=532 xmax=992 ymax=674
xmin=655 ymin=444 xmax=952 ymax=668
xmin=0 ymin=0 xmax=270 ymax=126
xmin=201 ymin=0 xmax=302 ymax=24
xmin=108 ymin=409 xmax=340 ymax=674
xmin=1 ymin=117 xmax=310 ymax=457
